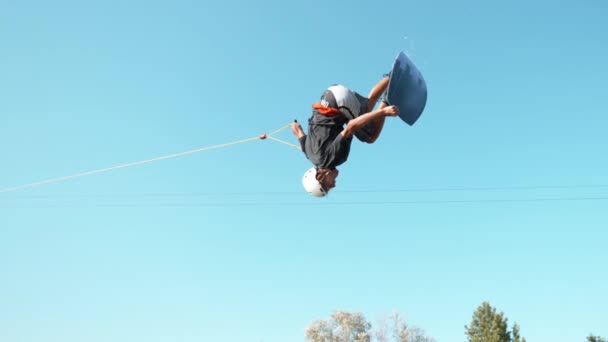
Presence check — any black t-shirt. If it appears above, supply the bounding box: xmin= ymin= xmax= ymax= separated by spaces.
xmin=299 ymin=85 xmax=368 ymax=169
xmin=299 ymin=120 xmax=352 ymax=169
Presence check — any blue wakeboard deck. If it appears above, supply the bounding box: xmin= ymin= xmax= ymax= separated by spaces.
xmin=386 ymin=52 xmax=428 ymax=126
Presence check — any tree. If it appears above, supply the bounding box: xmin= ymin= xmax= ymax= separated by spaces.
xmin=305 ymin=311 xmax=435 ymax=342
xmin=305 ymin=311 xmax=371 ymax=342
xmin=587 ymin=335 xmax=608 ymax=342
xmin=465 ymin=302 xmax=526 ymax=342
xmin=375 ymin=312 xmax=435 ymax=342
xmin=512 ymin=323 xmax=526 ymax=342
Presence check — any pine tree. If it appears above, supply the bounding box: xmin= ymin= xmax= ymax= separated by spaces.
xmin=587 ymin=335 xmax=608 ymax=342
xmin=512 ymin=323 xmax=526 ymax=342
xmin=465 ymin=302 xmax=527 ymax=342
xmin=465 ymin=302 xmax=511 ymax=342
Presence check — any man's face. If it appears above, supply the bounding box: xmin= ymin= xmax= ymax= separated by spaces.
xmin=320 ymin=169 xmax=339 ymax=191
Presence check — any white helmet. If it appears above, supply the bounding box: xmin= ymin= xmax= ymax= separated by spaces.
xmin=302 ymin=167 xmax=327 ymax=197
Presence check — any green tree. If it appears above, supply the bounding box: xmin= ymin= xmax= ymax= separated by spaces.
xmin=587 ymin=335 xmax=608 ymax=342
xmin=512 ymin=323 xmax=526 ymax=342
xmin=465 ymin=302 xmax=526 ymax=342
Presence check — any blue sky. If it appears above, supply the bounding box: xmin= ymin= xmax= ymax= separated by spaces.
xmin=1 ymin=0 xmax=607 ymax=341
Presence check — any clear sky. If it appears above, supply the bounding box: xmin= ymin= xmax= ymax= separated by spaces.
xmin=1 ymin=0 xmax=607 ymax=341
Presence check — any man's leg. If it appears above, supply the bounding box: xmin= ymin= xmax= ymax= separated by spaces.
xmin=363 ymin=77 xmax=390 ymax=143
xmin=367 ymin=76 xmax=390 ymax=112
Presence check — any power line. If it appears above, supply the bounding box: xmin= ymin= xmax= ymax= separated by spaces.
xmin=2 ymin=196 xmax=607 ymax=208
xmin=342 ymin=184 xmax=608 ymax=193
xmin=2 ymin=183 xmax=607 ymax=199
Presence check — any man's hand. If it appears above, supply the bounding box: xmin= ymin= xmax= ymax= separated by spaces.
xmin=291 ymin=120 xmax=305 ymax=139
xmin=382 ymin=105 xmax=400 ymax=117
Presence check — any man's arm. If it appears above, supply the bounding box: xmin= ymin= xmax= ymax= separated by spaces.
xmin=366 ymin=77 xmax=390 ymax=112
xmin=341 ymin=105 xmax=399 ymax=139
